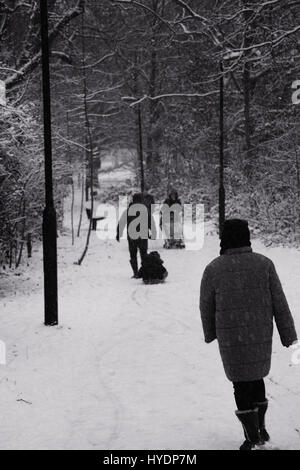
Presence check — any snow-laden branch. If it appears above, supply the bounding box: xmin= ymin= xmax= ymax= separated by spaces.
xmin=174 ymin=0 xmax=300 ymax=51
xmin=173 ymin=0 xmax=210 ymax=24
xmin=173 ymin=0 xmax=222 ymax=46
xmin=76 ymin=52 xmax=116 ymax=70
xmin=0 ymin=66 xmax=24 ymax=74
xmin=88 ymin=111 xmax=121 ymax=118
xmin=4 ymin=0 xmax=85 ymax=90
xmin=222 ymin=0 xmax=283 ymax=22
xmin=51 ymin=51 xmax=73 ymax=64
xmin=0 ymin=0 xmax=28 ymax=15
xmin=124 ymin=90 xmax=219 ymax=107
xmin=111 ymin=0 xmax=175 ymax=31
xmin=53 ymin=132 xmax=89 ymax=152
xmin=85 ymin=82 xmax=124 ymax=100
xmin=231 ymin=24 xmax=300 ymax=54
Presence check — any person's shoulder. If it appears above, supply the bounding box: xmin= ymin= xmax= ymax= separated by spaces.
xmin=204 ymin=255 xmax=223 ymax=273
xmin=251 ymin=251 xmax=273 ymax=266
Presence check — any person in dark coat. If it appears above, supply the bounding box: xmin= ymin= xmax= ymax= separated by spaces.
xmin=160 ymin=189 xmax=185 ymax=249
xmin=200 ymin=219 xmax=297 ymax=450
xmin=142 ymin=187 xmax=155 ymax=212
xmin=116 ymin=193 xmax=156 ymax=278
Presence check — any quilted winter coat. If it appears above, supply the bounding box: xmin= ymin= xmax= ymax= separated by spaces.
xmin=200 ymin=247 xmax=297 ymax=382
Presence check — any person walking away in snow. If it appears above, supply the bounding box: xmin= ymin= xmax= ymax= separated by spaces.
xmin=142 ymin=186 xmax=155 ymax=212
xmin=160 ymin=189 xmax=185 ymax=249
xmin=116 ymin=192 xmax=157 ymax=278
xmin=199 ymin=219 xmax=297 ymax=450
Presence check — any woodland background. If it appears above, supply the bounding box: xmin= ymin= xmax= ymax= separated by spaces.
xmin=0 ymin=0 xmax=300 ymax=267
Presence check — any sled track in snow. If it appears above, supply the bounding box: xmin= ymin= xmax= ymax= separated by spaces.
xmin=131 ymin=288 xmax=142 ymax=307
xmin=130 ymin=282 xmax=192 ymax=332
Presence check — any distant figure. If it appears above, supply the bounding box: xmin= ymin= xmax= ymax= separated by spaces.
xmin=138 ymin=251 xmax=168 ymax=284
xmin=200 ymin=219 xmax=297 ymax=450
xmin=160 ymin=189 xmax=185 ymax=249
xmin=85 ymin=192 xmax=104 ymax=231
xmin=142 ymin=187 xmax=155 ymax=211
xmin=116 ymin=193 xmax=157 ymax=278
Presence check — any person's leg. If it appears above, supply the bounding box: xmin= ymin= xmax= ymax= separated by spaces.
xmin=233 ymin=381 xmax=255 ymax=411
xmin=233 ymin=381 xmax=261 ymax=450
xmin=162 ymin=221 xmax=171 ymax=248
xmin=138 ymin=239 xmax=148 ymax=263
xmin=128 ymin=239 xmax=138 ymax=277
xmin=252 ymin=379 xmax=270 ymax=442
xmin=170 ymin=213 xmax=175 ymax=240
xmin=252 ymin=379 xmax=266 ymax=403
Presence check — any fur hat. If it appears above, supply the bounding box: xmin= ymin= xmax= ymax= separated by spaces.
xmin=132 ymin=192 xmax=143 ymax=204
xmin=220 ymin=219 xmax=251 ymax=255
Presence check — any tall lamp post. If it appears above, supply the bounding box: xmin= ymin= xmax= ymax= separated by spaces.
xmin=219 ymin=60 xmax=225 ymax=237
xmin=40 ymin=0 xmax=58 ymax=325
xmin=137 ymin=103 xmax=145 ymax=193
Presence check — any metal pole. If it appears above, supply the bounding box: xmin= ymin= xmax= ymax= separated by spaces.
xmin=40 ymin=0 xmax=58 ymax=325
xmin=138 ymin=104 xmax=145 ymax=193
xmin=219 ymin=60 xmax=225 ymax=237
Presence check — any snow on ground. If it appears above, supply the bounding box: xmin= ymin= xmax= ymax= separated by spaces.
xmin=0 ymin=193 xmax=300 ymax=450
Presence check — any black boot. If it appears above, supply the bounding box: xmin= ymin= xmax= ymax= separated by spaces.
xmin=129 ymin=259 xmax=139 ymax=278
xmin=255 ymin=400 xmax=270 ymax=443
xmin=236 ymin=408 xmax=261 ymax=450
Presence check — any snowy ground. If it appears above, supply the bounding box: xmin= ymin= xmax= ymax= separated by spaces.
xmin=0 ymin=191 xmax=300 ymax=450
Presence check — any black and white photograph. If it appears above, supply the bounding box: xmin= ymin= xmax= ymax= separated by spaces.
xmin=0 ymin=0 xmax=300 ymax=453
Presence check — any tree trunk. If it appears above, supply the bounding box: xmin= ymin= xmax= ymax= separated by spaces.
xmin=77 ymin=11 xmax=94 ymax=266
xmin=77 ymin=168 xmax=85 ymax=238
xmin=219 ymin=61 xmax=225 ymax=236
xmin=242 ymin=0 xmax=254 ymax=180
xmin=16 ymin=198 xmax=26 ymax=268
xmin=27 ymin=233 xmax=32 ymax=258
xmin=146 ymin=49 xmax=158 ymax=171
xmin=67 ymin=110 xmax=75 ymax=245
xmin=133 ymin=53 xmax=145 ymax=192
xmin=71 ymin=176 xmax=75 ymax=245
xmin=146 ymin=0 xmax=161 ymax=180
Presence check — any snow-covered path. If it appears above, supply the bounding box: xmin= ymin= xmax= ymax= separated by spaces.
xmin=0 ymin=227 xmax=300 ymax=450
